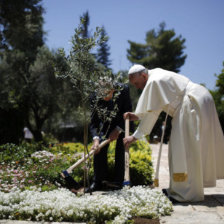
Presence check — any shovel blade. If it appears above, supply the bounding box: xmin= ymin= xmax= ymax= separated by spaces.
xmin=62 ymin=170 xmax=80 ymax=190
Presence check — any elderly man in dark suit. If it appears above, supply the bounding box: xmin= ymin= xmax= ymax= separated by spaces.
xmin=87 ymin=82 xmax=133 ymax=192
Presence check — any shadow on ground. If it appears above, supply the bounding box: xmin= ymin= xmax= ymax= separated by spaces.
xmin=171 ymin=194 xmax=224 ymax=207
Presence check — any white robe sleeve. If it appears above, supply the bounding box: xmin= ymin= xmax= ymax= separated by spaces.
xmin=135 ymin=69 xmax=189 ymax=114
xmin=132 ymin=68 xmax=189 ymax=139
xmin=133 ymin=110 xmax=161 ymax=139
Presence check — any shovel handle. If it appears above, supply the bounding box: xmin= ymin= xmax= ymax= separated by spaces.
xmin=124 ymin=117 xmax=130 ymax=185
xmin=125 ymin=117 xmax=130 ymax=138
xmin=67 ymin=139 xmax=110 ymax=173
xmin=154 ymin=109 xmax=169 ymax=187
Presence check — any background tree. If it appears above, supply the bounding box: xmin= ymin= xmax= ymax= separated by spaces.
xmin=80 ymin=11 xmax=90 ymax=38
xmin=0 ymin=0 xmax=44 ymax=55
xmin=0 ymin=46 xmax=66 ymax=142
xmin=127 ymin=22 xmax=187 ymax=142
xmin=0 ymin=0 xmax=45 ymax=143
xmin=0 ymin=0 xmax=68 ymax=143
xmin=96 ymin=26 xmax=111 ymax=69
xmin=25 ymin=46 xmax=66 ymax=141
xmin=210 ymin=61 xmax=224 ymax=132
xmin=127 ymin=22 xmax=187 ymax=73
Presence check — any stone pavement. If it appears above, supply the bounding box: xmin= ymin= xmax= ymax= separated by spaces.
xmin=151 ymin=143 xmax=224 ymax=224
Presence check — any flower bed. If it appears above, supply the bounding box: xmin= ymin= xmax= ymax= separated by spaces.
xmin=0 ymin=186 xmax=172 ymax=223
xmin=0 ymin=140 xmax=154 ymax=192
xmin=0 ymin=141 xmax=173 ymax=223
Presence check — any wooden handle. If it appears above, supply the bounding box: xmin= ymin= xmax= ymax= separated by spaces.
xmin=67 ymin=139 xmax=110 ymax=173
xmin=125 ymin=117 xmax=130 ymax=138
xmin=124 ymin=117 xmax=130 ymax=185
xmin=154 ymin=110 xmax=169 ymax=187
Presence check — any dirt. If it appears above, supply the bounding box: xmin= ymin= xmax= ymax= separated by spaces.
xmin=133 ymin=217 xmax=160 ymax=224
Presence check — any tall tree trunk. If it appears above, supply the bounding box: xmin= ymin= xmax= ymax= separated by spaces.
xmin=32 ymin=130 xmax=43 ymax=142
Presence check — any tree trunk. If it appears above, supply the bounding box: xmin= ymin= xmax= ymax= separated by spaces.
xmin=32 ymin=130 xmax=43 ymax=142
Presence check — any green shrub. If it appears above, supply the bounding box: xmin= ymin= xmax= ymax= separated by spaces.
xmin=108 ymin=139 xmax=153 ymax=185
xmin=0 ymin=142 xmax=75 ymax=192
xmin=42 ymin=133 xmax=59 ymax=146
xmin=0 ymin=142 xmax=47 ymax=163
xmin=0 ymin=139 xmax=153 ymax=192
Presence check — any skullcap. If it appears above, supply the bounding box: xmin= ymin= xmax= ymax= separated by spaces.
xmin=128 ymin=64 xmax=145 ymax=75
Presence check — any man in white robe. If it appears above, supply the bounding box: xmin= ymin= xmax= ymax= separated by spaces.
xmin=123 ymin=64 xmax=224 ymax=202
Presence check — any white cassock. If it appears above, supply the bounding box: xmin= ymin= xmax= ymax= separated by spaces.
xmin=133 ymin=68 xmax=224 ymax=202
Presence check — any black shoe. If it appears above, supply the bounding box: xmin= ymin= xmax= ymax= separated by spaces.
xmin=162 ymin=189 xmax=179 ymax=204
xmin=85 ymin=182 xmax=102 ymax=193
xmin=162 ymin=188 xmax=168 ymax=196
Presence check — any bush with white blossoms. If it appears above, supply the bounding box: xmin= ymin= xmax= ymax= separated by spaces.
xmin=0 ymin=186 xmax=172 ymax=223
xmin=31 ymin=150 xmax=55 ymax=163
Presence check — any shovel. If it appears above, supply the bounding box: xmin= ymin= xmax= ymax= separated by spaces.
xmin=61 ymin=139 xmax=110 ymax=192
xmin=123 ymin=116 xmax=130 ymax=186
xmin=61 ymin=126 xmax=124 ymax=192
xmin=154 ymin=109 xmax=169 ymax=187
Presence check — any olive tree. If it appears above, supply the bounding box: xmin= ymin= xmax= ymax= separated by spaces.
xmin=56 ymin=18 xmax=122 ymax=189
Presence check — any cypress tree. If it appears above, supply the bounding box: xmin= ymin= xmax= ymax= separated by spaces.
xmin=96 ymin=26 xmax=111 ymax=68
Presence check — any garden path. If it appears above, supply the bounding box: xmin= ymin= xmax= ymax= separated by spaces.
xmin=151 ymin=143 xmax=224 ymax=224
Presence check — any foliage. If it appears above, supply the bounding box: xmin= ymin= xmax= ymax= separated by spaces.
xmin=0 ymin=186 xmax=173 ymax=223
xmin=216 ymin=61 xmax=224 ymax=94
xmin=55 ymin=16 xmax=124 ymax=187
xmin=129 ymin=144 xmax=153 ymax=185
xmin=210 ymin=61 xmax=224 ymax=131
xmin=96 ymin=26 xmax=111 ymax=68
xmin=108 ymin=140 xmax=154 ymax=185
xmin=0 ymin=142 xmax=60 ymax=192
xmin=0 ymin=0 xmax=55 ymax=143
xmin=80 ymin=11 xmax=90 ymax=38
xmin=113 ymin=70 xmax=141 ymax=112
xmin=127 ymin=22 xmax=187 ymax=73
xmin=0 ymin=50 xmax=27 ymax=143
xmin=0 ymin=45 xmax=66 ymax=142
xmin=0 ymin=0 xmax=44 ymax=52
xmin=0 ymin=139 xmax=153 ymax=192
xmin=0 ymin=141 xmax=171 ymax=223
xmin=26 ymin=46 xmax=66 ymax=141
xmin=42 ymin=133 xmax=59 ymax=146
xmin=0 ymin=108 xmax=25 ymax=144
xmin=56 ymin=19 xmax=116 ymax=113
xmin=0 ymin=142 xmax=44 ymax=163
xmin=0 ymin=142 xmax=72 ymax=192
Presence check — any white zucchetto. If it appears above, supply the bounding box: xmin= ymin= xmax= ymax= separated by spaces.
xmin=128 ymin=64 xmax=145 ymax=75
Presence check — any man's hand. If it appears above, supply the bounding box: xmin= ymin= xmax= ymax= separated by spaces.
xmin=91 ymin=139 xmax=100 ymax=154
xmin=123 ymin=112 xmax=139 ymax=121
xmin=109 ymin=128 xmax=120 ymax=141
xmin=123 ymin=135 xmax=137 ymax=148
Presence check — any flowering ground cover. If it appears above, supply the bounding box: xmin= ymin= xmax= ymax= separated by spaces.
xmin=0 ymin=186 xmax=172 ymax=223
xmin=0 ymin=142 xmax=84 ymax=193
xmin=0 ymin=141 xmax=154 ymax=192
xmin=0 ymin=146 xmax=68 ymax=192
xmin=0 ymin=141 xmax=173 ymax=223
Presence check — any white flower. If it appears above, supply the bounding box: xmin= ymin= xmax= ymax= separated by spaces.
xmin=0 ymin=186 xmax=172 ymax=223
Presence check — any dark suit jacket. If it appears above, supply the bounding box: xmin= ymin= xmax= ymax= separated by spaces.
xmin=90 ymin=83 xmax=133 ymax=140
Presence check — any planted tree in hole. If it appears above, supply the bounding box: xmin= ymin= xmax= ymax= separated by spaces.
xmin=56 ymin=18 xmax=122 ymax=189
